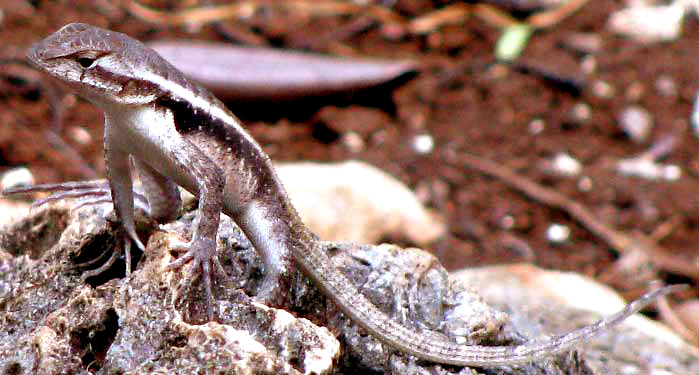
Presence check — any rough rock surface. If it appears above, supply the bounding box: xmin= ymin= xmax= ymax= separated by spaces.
xmin=0 ymin=198 xmax=697 ymax=375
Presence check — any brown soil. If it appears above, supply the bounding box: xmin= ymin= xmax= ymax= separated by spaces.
xmin=1 ymin=1 xmax=697 ymax=312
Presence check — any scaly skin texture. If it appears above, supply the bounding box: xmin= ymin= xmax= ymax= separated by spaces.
xmin=11 ymin=23 xmax=685 ymax=367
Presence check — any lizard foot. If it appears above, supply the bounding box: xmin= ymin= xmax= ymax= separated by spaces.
xmin=166 ymin=236 xmax=227 ymax=320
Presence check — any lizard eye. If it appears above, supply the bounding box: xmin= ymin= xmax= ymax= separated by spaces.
xmin=77 ymin=57 xmax=95 ymax=68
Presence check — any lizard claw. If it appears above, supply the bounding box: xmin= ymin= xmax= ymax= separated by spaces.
xmin=167 ymin=236 xmax=226 ymax=320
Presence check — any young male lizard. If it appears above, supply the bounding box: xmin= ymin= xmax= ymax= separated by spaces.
xmin=7 ymin=23 xmax=684 ymax=367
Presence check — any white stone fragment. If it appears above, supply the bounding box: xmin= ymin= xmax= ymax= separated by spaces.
xmin=571 ymin=102 xmax=591 ymax=123
xmin=341 ymin=131 xmax=365 ymax=153
xmin=413 ymin=133 xmax=434 ymax=154
xmin=550 ymin=153 xmax=582 ymax=176
xmin=655 ymin=75 xmax=677 ymax=98
xmin=0 ymin=167 xmax=34 ymax=190
xmin=500 ymin=215 xmax=515 ymax=230
xmin=591 ymin=80 xmax=615 ymax=98
xmin=546 ymin=223 xmax=570 ymax=244
xmin=618 ymin=106 xmax=653 ymax=143
xmin=577 ymin=176 xmax=593 ymax=192
xmin=276 ymin=160 xmax=445 ymax=245
xmin=616 ymin=157 xmax=682 ymax=181
xmin=528 ymin=118 xmax=545 ymax=134
xmin=608 ymin=2 xmax=687 ymax=43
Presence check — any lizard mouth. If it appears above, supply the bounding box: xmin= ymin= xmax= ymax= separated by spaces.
xmin=26 ymin=42 xmax=44 ymax=69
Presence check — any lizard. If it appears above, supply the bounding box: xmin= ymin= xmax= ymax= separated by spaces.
xmin=4 ymin=22 xmax=685 ymax=367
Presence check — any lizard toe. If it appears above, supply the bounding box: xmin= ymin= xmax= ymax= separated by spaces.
xmin=166 ymin=236 xmax=222 ymax=320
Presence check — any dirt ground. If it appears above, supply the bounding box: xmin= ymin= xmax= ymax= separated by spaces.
xmin=1 ymin=0 xmax=697 ymax=329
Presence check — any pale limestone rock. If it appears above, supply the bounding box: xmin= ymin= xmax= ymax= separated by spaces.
xmin=277 ymin=160 xmax=445 ymax=245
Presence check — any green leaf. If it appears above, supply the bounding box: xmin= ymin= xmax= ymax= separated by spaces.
xmin=495 ymin=24 xmax=533 ymax=62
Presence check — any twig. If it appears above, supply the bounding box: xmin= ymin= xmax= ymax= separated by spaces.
xmin=408 ymin=3 xmax=472 ymax=35
xmin=124 ymin=0 xmax=405 ymax=28
xmin=453 ymin=152 xmax=699 ymax=279
xmin=527 ymin=0 xmax=591 ymax=29
xmin=472 ymin=3 xmax=518 ymax=29
xmin=125 ymin=0 xmax=258 ymax=26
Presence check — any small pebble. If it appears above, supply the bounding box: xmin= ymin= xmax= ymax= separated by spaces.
xmin=549 ymin=153 xmax=582 ymax=176
xmin=563 ymin=32 xmax=602 ymax=54
xmin=1 ymin=167 xmax=34 ymax=190
xmin=655 ymin=75 xmax=677 ymax=98
xmin=68 ymin=126 xmax=92 ymax=145
xmin=580 ymin=55 xmax=597 ymax=75
xmin=500 ymin=215 xmax=515 ymax=230
xmin=577 ymin=176 xmax=593 ymax=192
xmin=618 ymin=106 xmax=653 ymax=143
xmin=617 ymin=157 xmax=681 ymax=181
xmin=608 ymin=2 xmax=686 ymax=43
xmin=528 ymin=118 xmax=546 ymax=134
xmin=570 ymin=102 xmax=591 ymax=123
xmin=546 ymin=223 xmax=570 ymax=244
xmin=342 ymin=131 xmax=365 ymax=153
xmin=591 ymin=80 xmax=615 ymax=99
xmin=413 ymin=133 xmax=434 ymax=154
xmin=619 ymin=364 xmax=641 ymax=375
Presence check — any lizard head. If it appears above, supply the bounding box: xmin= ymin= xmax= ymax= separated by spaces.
xmin=27 ymin=23 xmax=162 ymax=106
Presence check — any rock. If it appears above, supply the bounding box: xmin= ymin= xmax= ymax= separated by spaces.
xmin=276 ymin=160 xmax=445 ymax=245
xmin=0 ymin=203 xmax=340 ymax=375
xmin=608 ymin=2 xmax=687 ymax=43
xmin=454 ymin=264 xmax=699 ymax=374
xmin=1 ymin=196 xmax=697 ymax=374
xmin=618 ymin=105 xmax=653 ymax=143
xmin=0 ymin=198 xmax=30 ymax=227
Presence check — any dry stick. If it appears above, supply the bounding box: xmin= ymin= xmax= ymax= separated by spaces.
xmin=527 ymin=0 xmax=591 ymax=29
xmin=125 ymin=0 xmax=258 ymax=26
xmin=212 ymin=22 xmax=268 ymax=46
xmin=472 ymin=0 xmax=590 ymax=31
xmin=290 ymin=14 xmax=377 ymax=50
xmin=125 ymin=0 xmax=401 ymax=27
xmin=408 ymin=3 xmax=472 ymax=34
xmin=457 ymin=152 xmax=699 ymax=279
xmin=124 ymin=0 xmax=399 ymax=37
xmin=472 ymin=3 xmax=518 ymax=29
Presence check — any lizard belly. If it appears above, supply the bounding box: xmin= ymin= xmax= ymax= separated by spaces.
xmin=106 ymin=104 xmax=202 ymax=196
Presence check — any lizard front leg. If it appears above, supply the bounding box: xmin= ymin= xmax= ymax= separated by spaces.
xmin=104 ymin=131 xmax=146 ymax=274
